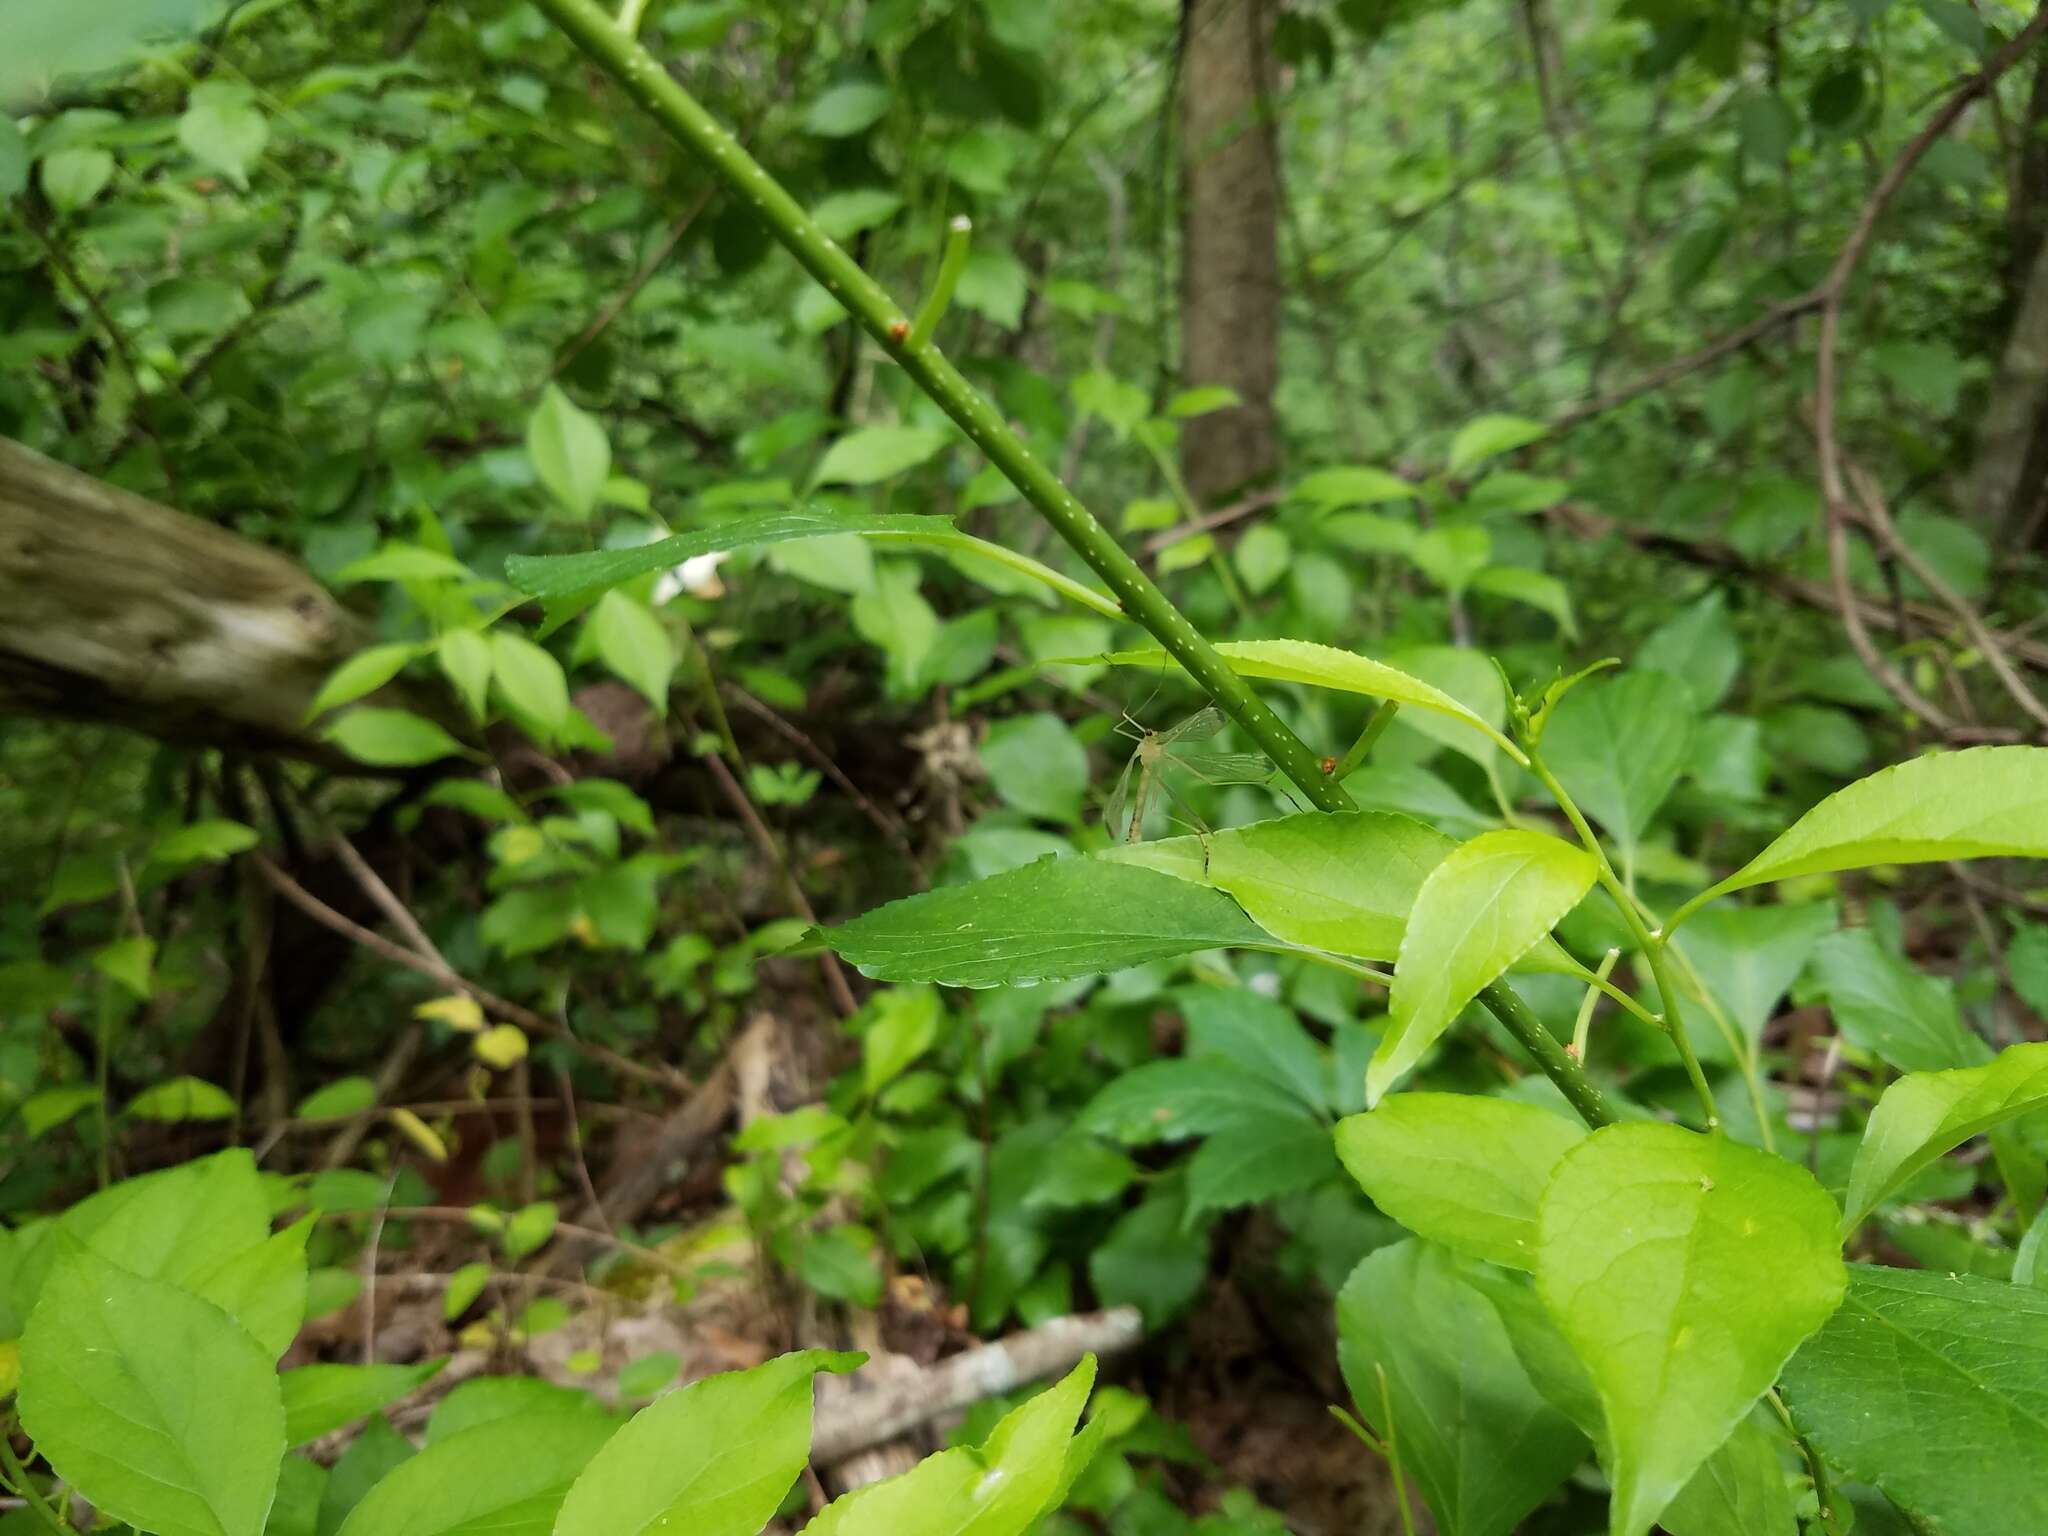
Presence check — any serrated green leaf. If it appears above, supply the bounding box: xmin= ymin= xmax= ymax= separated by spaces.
xmin=819 ymin=858 xmax=1272 ymax=988
xmin=1371 ymin=831 xmax=1597 ymax=1105
xmin=1079 ymin=639 xmax=1524 ymax=764
xmin=1782 ymin=1266 xmax=2048 ymax=1536
xmin=527 ymin=385 xmax=611 ymax=521
xmin=1536 ymin=1123 xmax=1845 ymax=1536
xmin=1679 ymin=747 xmax=2048 ymax=919
xmin=556 ymin=1351 xmax=860 ymax=1536
xmin=21 ymin=1239 xmax=284 ymax=1536
xmin=1335 ymin=1094 xmax=1586 ymax=1270
xmin=1339 ymin=1241 xmax=1588 ymax=1536
xmin=1841 ymin=1040 xmax=2048 ymax=1229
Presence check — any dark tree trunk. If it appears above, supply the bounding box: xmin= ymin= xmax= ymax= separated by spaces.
xmin=1178 ymin=0 xmax=1283 ymax=506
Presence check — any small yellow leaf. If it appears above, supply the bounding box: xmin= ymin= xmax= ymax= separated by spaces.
xmin=386 ymin=1108 xmax=448 ymax=1162
xmin=473 ymin=1024 xmax=529 ymax=1069
xmin=416 ymin=994 xmax=485 ymax=1032
xmin=569 ymin=913 xmax=600 ymax=949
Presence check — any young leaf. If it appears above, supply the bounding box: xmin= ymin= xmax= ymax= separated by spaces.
xmin=281 ymin=1360 xmax=445 ymax=1447
xmin=323 ymin=708 xmax=470 ymax=767
xmin=1107 ymin=810 xmax=1455 ymax=961
xmin=1078 ymin=640 xmax=1526 ymax=764
xmin=554 ymin=1350 xmax=861 ymax=1536
xmin=589 ymin=590 xmax=676 ymax=710
xmin=801 ymin=1356 xmax=1094 ymax=1536
xmin=1841 ymin=1040 xmax=2048 ymax=1229
xmin=819 ymin=857 xmax=1273 ymax=988
xmin=334 ymin=1410 xmax=618 ymax=1536
xmin=1335 ymin=1094 xmax=1587 ymax=1270
xmin=437 ymin=629 xmax=492 ymax=722
xmin=305 ymin=643 xmax=420 ymax=720
xmin=1782 ymin=1265 xmax=2048 ymax=1535
xmin=1338 ymin=1241 xmax=1588 ymax=1536
xmin=1447 ymin=413 xmax=1547 ymax=475
xmin=1539 ymin=671 xmax=1696 ymax=873
xmin=527 ymin=385 xmax=611 ymax=520
xmin=1677 ymin=746 xmax=2048 ymax=919
xmin=21 ymin=1239 xmax=285 ymax=1536
xmin=1370 ymin=830 xmax=1597 ymax=1105
xmin=1536 ymin=1123 xmax=1845 ymax=1536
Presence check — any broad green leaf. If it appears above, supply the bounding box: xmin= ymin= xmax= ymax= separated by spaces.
xmin=1470 ymin=566 xmax=1577 ymax=636
xmin=1804 ymin=928 xmax=1978 ymax=1072
xmin=812 ymin=188 xmax=903 ymax=239
xmin=1371 ymin=831 xmax=1597 ymax=1105
xmin=527 ymin=385 xmax=611 ymax=520
xmin=1841 ymin=1041 xmax=2048 ymax=1228
xmin=91 ymin=933 xmax=155 ymax=996
xmin=295 ymin=1077 xmax=377 ymax=1119
xmin=1290 ymin=464 xmax=1417 ymax=507
xmin=555 ymin=1350 xmax=860 ymax=1536
xmin=125 ymin=1075 xmax=238 ymax=1122
xmin=334 ymin=1410 xmax=617 ymax=1536
xmin=1447 ymin=414 xmax=1547 ymax=475
xmin=819 ymin=858 xmax=1273 ymax=988
xmin=1334 ymin=1094 xmax=1586 ymax=1270
xmin=589 ymin=591 xmax=675 ymax=710
xmin=41 ymin=146 xmax=113 ymax=212
xmin=1107 ymin=810 xmax=1455 ymax=962
xmin=318 ymin=1414 xmax=413 ymax=1536
xmin=60 ymin=1148 xmax=269 ymax=1292
xmin=978 ymin=713 xmax=1087 ymax=822
xmin=503 ymin=510 xmax=954 ymax=630
xmin=1379 ymin=644 xmax=1511 ymax=770
xmin=323 ymin=709 xmax=469 ymax=767
xmin=149 ymin=818 xmax=261 ymax=869
xmin=811 ymin=425 xmax=950 ymax=487
xmin=1680 ymin=746 xmax=2048 ymax=917
xmin=1081 ymin=1058 xmax=1321 ymax=1145
xmin=335 ymin=544 xmax=470 ymax=584
xmin=1080 ymin=640 xmax=1524 ymax=764
xmin=803 ymin=80 xmax=890 ymax=136
xmin=1472 ymin=1269 xmax=1800 ymax=1536
xmin=1540 ymin=672 xmax=1696 ymax=872
xmin=271 ymin=1455 xmax=328 ymax=1536
xmin=862 ymin=987 xmax=942 ymax=1096
xmin=305 ymin=645 xmax=417 ymax=720
xmin=1177 ymin=986 xmax=1332 ymax=1109
xmin=489 ymin=632 xmax=571 ymax=741
xmin=1536 ymin=1123 xmax=1845 ymax=1536
xmin=179 ymin=81 xmax=268 ymax=184
xmin=1338 ymin=1241 xmax=1587 ymax=1536
xmin=1638 ymin=592 xmax=1741 ymax=710
xmin=801 ymin=1357 xmax=1094 ymax=1536
xmin=186 ymin=1219 xmax=311 ymax=1360
xmin=1673 ymin=902 xmax=1835 ymax=1059
xmin=281 ymin=1360 xmax=445 ymax=1447
xmin=1782 ymin=1265 xmax=2048 ymax=1535
xmin=1186 ymin=1111 xmax=1338 ymax=1218
xmin=1089 ymin=1176 xmax=1209 ymax=1329
xmin=503 ymin=1200 xmax=559 ymax=1259
xmin=426 ymin=1377 xmax=609 ymax=1442
xmin=437 ymin=630 xmax=492 ymax=721
xmin=21 ymin=1239 xmax=285 ymax=1536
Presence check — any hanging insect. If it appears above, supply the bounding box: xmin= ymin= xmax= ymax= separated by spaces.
xmin=1105 ymin=706 xmax=1274 ymax=843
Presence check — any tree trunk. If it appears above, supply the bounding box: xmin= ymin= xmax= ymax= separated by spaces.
xmin=1179 ymin=0 xmax=1283 ymax=505
xmin=0 ymin=435 xmax=369 ymax=759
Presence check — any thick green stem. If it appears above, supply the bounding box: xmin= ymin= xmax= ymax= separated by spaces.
xmin=531 ymin=0 xmax=1614 ymax=1130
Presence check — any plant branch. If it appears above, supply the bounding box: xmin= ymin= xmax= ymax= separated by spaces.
xmin=529 ymin=0 xmax=1614 ymax=1129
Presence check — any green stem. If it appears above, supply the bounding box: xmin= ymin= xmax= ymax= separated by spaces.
xmin=530 ymin=0 xmax=1614 ymax=1130
xmin=0 ymin=1430 xmax=72 ymax=1535
xmin=1560 ymin=950 xmax=1660 ymax=1034
xmin=1527 ymin=751 xmax=1720 ymax=1130
xmin=1572 ymin=949 xmax=1619 ymax=1061
xmin=1768 ymin=1388 xmax=1841 ymax=1533
xmin=1334 ymin=700 xmax=1400 ymax=780
xmin=908 ymin=215 xmax=972 ymax=349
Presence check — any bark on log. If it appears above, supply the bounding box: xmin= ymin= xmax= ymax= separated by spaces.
xmin=0 ymin=435 xmax=368 ymax=757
